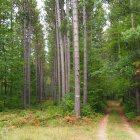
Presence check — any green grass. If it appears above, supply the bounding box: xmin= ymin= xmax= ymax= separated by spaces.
xmin=107 ymin=110 xmax=133 ymax=140
xmin=0 ymin=125 xmax=100 ymax=140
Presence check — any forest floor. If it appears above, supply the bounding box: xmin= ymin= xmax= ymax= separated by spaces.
xmin=1 ymin=101 xmax=140 ymax=140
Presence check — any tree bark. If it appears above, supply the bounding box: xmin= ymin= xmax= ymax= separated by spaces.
xmin=56 ymin=0 xmax=66 ymax=99
xmin=55 ymin=7 xmax=61 ymax=102
xmin=83 ymin=0 xmax=88 ymax=105
xmin=23 ymin=0 xmax=27 ymax=107
xmin=130 ymin=0 xmax=134 ymax=28
xmin=72 ymin=0 xmax=80 ymax=117
xmin=66 ymin=0 xmax=71 ymax=94
xmin=22 ymin=0 xmax=32 ymax=107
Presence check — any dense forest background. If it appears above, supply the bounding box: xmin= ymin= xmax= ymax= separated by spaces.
xmin=1 ymin=0 xmax=140 ymax=118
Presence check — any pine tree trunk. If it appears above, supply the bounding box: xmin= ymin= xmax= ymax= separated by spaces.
xmin=55 ymin=8 xmax=61 ymax=102
xmin=56 ymin=0 xmax=66 ymax=99
xmin=130 ymin=0 xmax=134 ymax=28
xmin=64 ymin=35 xmax=68 ymax=94
xmin=66 ymin=0 xmax=70 ymax=94
xmin=72 ymin=0 xmax=80 ymax=117
xmin=83 ymin=0 xmax=87 ymax=105
xmin=23 ymin=0 xmax=27 ymax=107
xmin=22 ymin=0 xmax=32 ymax=107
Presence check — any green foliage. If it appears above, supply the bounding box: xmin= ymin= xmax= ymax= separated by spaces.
xmin=125 ymin=111 xmax=137 ymax=119
xmin=88 ymin=89 xmax=106 ymax=113
xmin=123 ymin=98 xmax=137 ymax=119
xmin=62 ymin=93 xmax=75 ymax=115
xmin=62 ymin=93 xmax=96 ymax=116
xmin=122 ymin=26 xmax=140 ymax=42
xmin=81 ymin=104 xmax=93 ymax=116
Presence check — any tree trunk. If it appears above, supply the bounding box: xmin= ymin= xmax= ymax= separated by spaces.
xmin=130 ymin=0 xmax=134 ymax=28
xmin=22 ymin=0 xmax=32 ymax=108
xmin=55 ymin=7 xmax=61 ymax=102
xmin=72 ymin=0 xmax=80 ymax=117
xmin=83 ymin=0 xmax=87 ymax=105
xmin=64 ymin=35 xmax=68 ymax=94
xmin=23 ymin=0 xmax=27 ymax=107
xmin=66 ymin=0 xmax=70 ymax=94
xmin=56 ymin=0 xmax=66 ymax=99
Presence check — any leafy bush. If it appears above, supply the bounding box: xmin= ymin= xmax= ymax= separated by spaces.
xmin=62 ymin=93 xmax=75 ymax=115
xmin=88 ymin=89 xmax=106 ymax=113
xmin=81 ymin=104 xmax=93 ymax=116
xmin=125 ymin=111 xmax=137 ymax=119
xmin=123 ymin=98 xmax=137 ymax=119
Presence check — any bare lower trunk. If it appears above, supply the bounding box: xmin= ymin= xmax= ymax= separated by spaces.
xmin=64 ymin=35 xmax=68 ymax=94
xmin=56 ymin=0 xmax=66 ymax=99
xmin=23 ymin=0 xmax=27 ymax=107
xmin=72 ymin=0 xmax=80 ymax=117
xmin=130 ymin=0 xmax=134 ymax=28
xmin=22 ymin=0 xmax=32 ymax=108
xmin=56 ymin=13 xmax=61 ymax=102
xmin=66 ymin=0 xmax=70 ymax=94
xmin=83 ymin=0 xmax=87 ymax=105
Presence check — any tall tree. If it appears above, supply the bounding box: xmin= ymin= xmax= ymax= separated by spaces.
xmin=55 ymin=0 xmax=66 ymax=99
xmin=22 ymin=0 xmax=32 ymax=107
xmin=55 ymin=5 xmax=61 ymax=102
xmin=72 ymin=0 xmax=80 ymax=117
xmin=66 ymin=0 xmax=71 ymax=94
xmin=83 ymin=0 xmax=88 ymax=105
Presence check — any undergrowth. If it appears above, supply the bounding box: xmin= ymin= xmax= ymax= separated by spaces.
xmin=0 ymin=99 xmax=102 ymax=129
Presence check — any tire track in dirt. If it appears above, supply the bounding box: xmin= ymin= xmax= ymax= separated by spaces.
xmin=109 ymin=101 xmax=140 ymax=140
xmin=120 ymin=109 xmax=140 ymax=140
xmin=97 ymin=114 xmax=109 ymax=140
xmin=97 ymin=101 xmax=140 ymax=140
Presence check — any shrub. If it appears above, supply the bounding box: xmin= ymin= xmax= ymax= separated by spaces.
xmin=88 ymin=89 xmax=106 ymax=113
xmin=126 ymin=111 xmax=137 ymax=119
xmin=62 ymin=93 xmax=75 ymax=115
xmin=81 ymin=104 xmax=93 ymax=116
xmin=123 ymin=98 xmax=137 ymax=119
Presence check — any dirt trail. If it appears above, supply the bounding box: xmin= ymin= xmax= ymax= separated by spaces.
xmin=97 ymin=101 xmax=140 ymax=140
xmin=114 ymin=102 xmax=140 ymax=140
xmin=120 ymin=109 xmax=140 ymax=140
xmin=97 ymin=114 xmax=109 ymax=140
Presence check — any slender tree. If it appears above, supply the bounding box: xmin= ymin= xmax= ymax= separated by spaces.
xmin=22 ymin=0 xmax=32 ymax=107
xmin=55 ymin=5 xmax=61 ymax=102
xmin=55 ymin=0 xmax=66 ymax=99
xmin=83 ymin=0 xmax=88 ymax=105
xmin=72 ymin=0 xmax=80 ymax=117
xmin=130 ymin=0 xmax=134 ymax=28
xmin=66 ymin=0 xmax=71 ymax=94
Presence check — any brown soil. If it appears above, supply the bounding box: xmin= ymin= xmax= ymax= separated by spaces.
xmin=97 ymin=114 xmax=109 ymax=140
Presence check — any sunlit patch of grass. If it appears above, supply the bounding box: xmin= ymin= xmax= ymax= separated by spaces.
xmin=107 ymin=110 xmax=133 ymax=140
xmin=1 ymin=125 xmax=99 ymax=140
